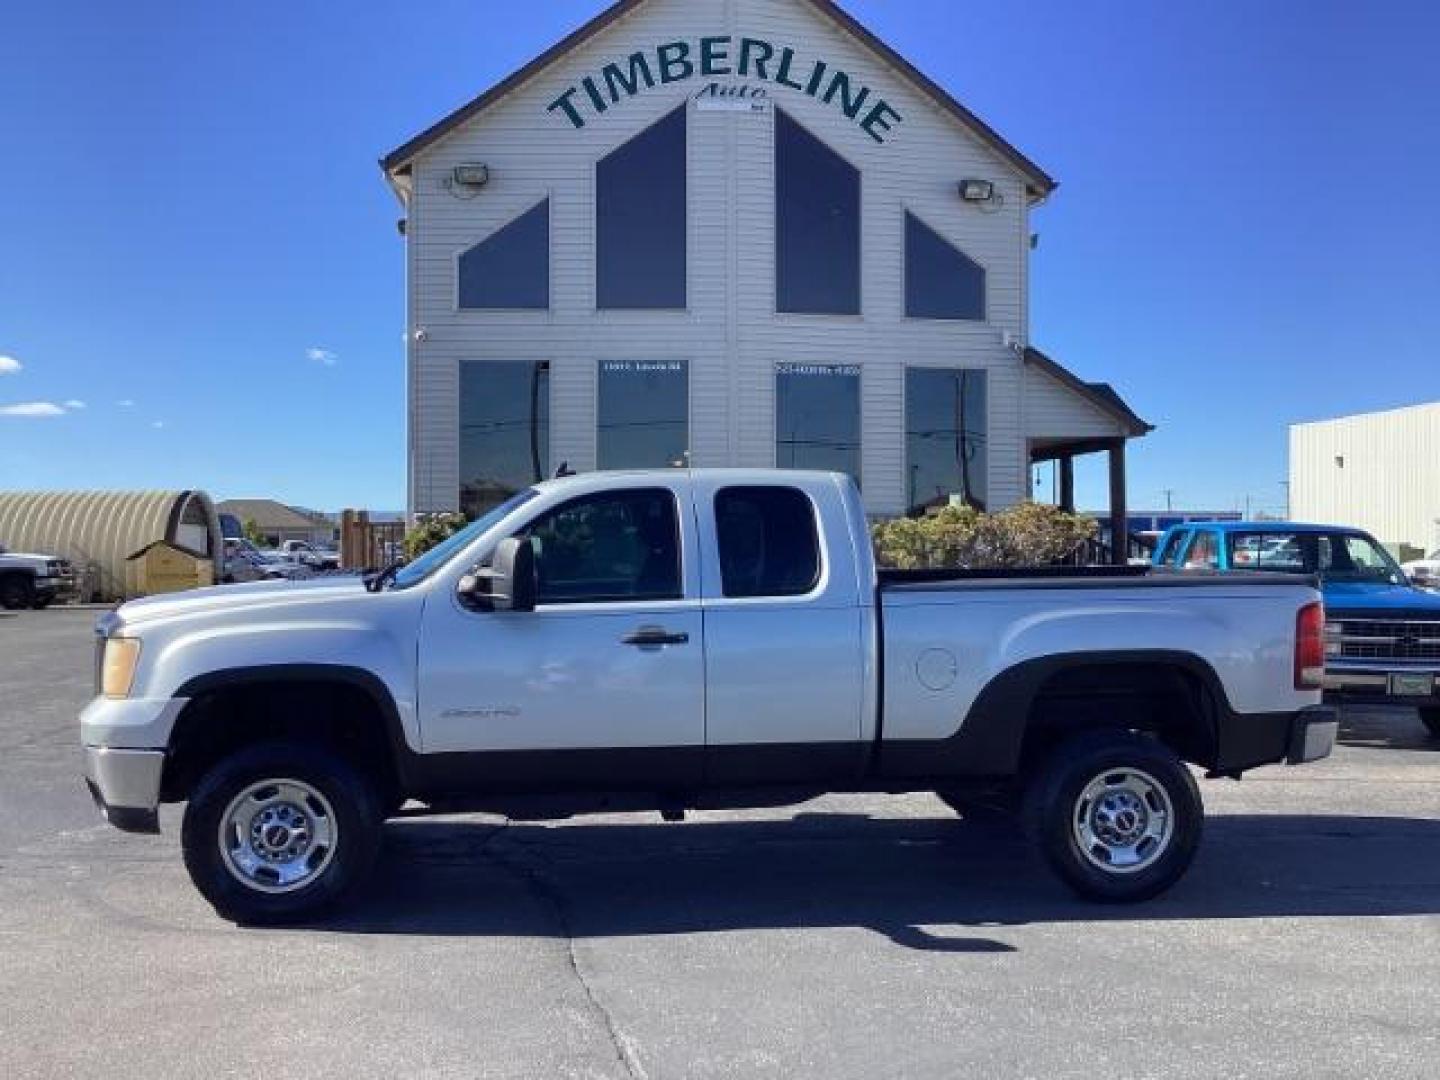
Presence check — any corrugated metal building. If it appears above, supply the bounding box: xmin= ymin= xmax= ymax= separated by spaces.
xmin=381 ymin=0 xmax=1152 ymax=555
xmin=1290 ymin=401 xmax=1440 ymax=555
xmin=0 ymin=490 xmax=222 ymax=601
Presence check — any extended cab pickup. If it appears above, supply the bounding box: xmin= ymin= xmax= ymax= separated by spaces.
xmin=83 ymin=470 xmax=1337 ymax=924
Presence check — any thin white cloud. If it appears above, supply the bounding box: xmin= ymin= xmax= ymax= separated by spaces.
xmin=63 ymin=399 xmax=86 ymax=410
xmin=0 ymin=401 xmax=66 ymax=418
xmin=0 ymin=356 xmax=21 ymax=376
xmin=306 ymin=346 xmax=339 ymax=367
xmin=151 ymin=420 xmax=165 ymax=429
xmin=116 ymin=399 xmax=135 ymax=408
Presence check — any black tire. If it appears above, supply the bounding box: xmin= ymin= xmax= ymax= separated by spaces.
xmin=0 ymin=574 xmax=33 ymax=611
xmin=1023 ymin=730 xmax=1203 ymax=903
xmin=30 ymin=595 xmax=54 ymax=610
xmin=181 ymin=741 xmax=382 ymax=925
xmin=1421 ymin=708 xmax=1440 ymax=740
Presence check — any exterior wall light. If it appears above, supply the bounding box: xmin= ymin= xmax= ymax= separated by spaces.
xmin=959 ymin=178 xmax=995 ymax=202
xmin=452 ymin=164 xmax=490 ymax=187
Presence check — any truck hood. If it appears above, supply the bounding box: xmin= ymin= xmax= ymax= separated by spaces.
xmin=115 ymin=575 xmax=370 ymax=627
xmin=1322 ymin=580 xmax=1440 ymax=614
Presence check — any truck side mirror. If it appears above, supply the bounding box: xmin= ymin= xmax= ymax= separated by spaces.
xmin=458 ymin=537 xmax=537 ymax=613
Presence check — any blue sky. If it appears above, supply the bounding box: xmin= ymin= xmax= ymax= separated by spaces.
xmin=2 ymin=0 xmax=1437 ymax=514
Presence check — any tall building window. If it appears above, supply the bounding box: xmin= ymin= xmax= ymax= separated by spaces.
xmin=457 ymin=200 xmax=550 ymax=310
xmin=775 ymin=109 xmax=860 ymax=315
xmin=597 ymin=360 xmax=689 ymax=469
xmin=458 ymin=360 xmax=550 ymax=517
xmin=597 ymin=106 xmax=687 ymax=309
xmin=905 ymin=212 xmax=985 ymax=321
xmin=905 ymin=369 xmax=987 ymax=515
xmin=775 ymin=363 xmax=861 ymax=486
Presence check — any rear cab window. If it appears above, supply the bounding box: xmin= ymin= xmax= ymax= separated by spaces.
xmin=714 ymin=486 xmax=821 ymax=598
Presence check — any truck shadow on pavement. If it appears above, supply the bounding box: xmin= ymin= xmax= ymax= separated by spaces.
xmin=319 ymin=812 xmax=1440 ymax=952
xmin=1338 ymin=708 xmax=1440 ymax=752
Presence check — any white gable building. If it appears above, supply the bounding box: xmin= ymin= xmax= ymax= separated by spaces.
xmin=383 ymin=0 xmax=1150 ymax=557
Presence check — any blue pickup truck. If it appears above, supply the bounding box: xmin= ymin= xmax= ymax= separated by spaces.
xmin=1154 ymin=521 xmax=1440 ymax=739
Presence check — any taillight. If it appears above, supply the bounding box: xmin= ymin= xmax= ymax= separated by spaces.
xmin=1295 ymin=601 xmax=1325 ymax=690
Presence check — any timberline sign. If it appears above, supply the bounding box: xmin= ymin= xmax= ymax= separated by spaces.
xmin=547 ymin=36 xmax=904 ymax=143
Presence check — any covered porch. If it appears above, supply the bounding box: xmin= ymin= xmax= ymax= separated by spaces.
xmin=1023 ymin=347 xmax=1154 ymax=565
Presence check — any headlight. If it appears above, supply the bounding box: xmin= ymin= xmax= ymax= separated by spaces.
xmin=101 ymin=638 xmax=142 ymax=699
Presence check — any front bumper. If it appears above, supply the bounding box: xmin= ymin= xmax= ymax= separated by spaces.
xmin=83 ymin=746 xmax=164 ymax=834
xmin=1323 ymin=665 xmax=1440 ymax=707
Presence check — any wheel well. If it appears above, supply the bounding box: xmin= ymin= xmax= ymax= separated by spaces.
xmin=162 ymin=679 xmax=401 ymax=804
xmin=1017 ymin=662 xmax=1220 ymax=773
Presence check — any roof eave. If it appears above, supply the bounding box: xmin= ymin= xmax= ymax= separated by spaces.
xmin=378 ymin=0 xmax=1057 ymax=199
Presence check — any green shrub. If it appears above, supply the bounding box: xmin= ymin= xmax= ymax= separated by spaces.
xmin=403 ymin=512 xmax=470 ymax=560
xmin=872 ymin=502 xmax=1098 ymax=570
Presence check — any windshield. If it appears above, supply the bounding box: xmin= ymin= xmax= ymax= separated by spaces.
xmin=1226 ymin=531 xmax=1407 ymax=585
xmin=390 ymin=489 xmax=540 ymax=590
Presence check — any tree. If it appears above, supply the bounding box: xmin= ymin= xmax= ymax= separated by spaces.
xmin=242 ymin=518 xmax=267 ymax=548
xmin=403 ymin=513 xmax=470 ymax=560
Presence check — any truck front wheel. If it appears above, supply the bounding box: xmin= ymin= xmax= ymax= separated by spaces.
xmin=0 ymin=574 xmax=33 ymax=611
xmin=181 ymin=741 xmax=383 ymax=925
xmin=1023 ymin=730 xmax=1203 ymax=903
xmin=1421 ymin=708 xmax=1440 ymax=740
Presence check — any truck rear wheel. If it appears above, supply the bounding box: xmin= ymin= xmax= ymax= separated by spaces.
xmin=1023 ymin=730 xmax=1203 ymax=903
xmin=1421 ymin=708 xmax=1440 ymax=740
xmin=181 ymin=741 xmax=382 ymax=925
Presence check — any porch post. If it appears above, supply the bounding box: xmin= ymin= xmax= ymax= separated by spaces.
xmin=1059 ymin=456 xmax=1076 ymax=513
xmin=1107 ymin=439 xmax=1128 ymax=566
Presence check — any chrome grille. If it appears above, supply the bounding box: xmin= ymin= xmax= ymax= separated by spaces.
xmin=1329 ymin=619 xmax=1440 ymax=662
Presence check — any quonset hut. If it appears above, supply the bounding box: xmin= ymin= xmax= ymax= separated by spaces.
xmin=0 ymin=490 xmax=222 ymax=601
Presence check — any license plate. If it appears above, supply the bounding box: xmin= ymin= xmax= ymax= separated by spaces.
xmin=1388 ymin=672 xmax=1435 ymax=697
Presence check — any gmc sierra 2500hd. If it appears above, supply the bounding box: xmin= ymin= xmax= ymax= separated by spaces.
xmin=83 ymin=470 xmax=1336 ymax=924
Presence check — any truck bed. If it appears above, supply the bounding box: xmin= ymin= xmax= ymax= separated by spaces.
xmin=879 ymin=566 xmax=1318 ymax=592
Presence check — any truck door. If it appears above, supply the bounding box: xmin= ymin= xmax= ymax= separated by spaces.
xmin=415 ymin=481 xmax=705 ymax=788
xmin=694 ymin=478 xmax=868 ymax=785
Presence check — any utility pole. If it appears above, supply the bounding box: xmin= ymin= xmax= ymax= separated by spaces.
xmin=1163 ymin=488 xmax=1174 ymax=513
xmin=1280 ymin=481 xmax=1291 ymax=519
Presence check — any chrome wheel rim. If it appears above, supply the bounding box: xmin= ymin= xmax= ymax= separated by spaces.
xmin=1072 ymin=767 xmax=1174 ymax=875
xmin=219 ymin=779 xmax=338 ymax=894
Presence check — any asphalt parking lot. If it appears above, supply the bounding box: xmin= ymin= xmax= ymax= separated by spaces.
xmin=2 ymin=609 xmax=1438 ymax=1079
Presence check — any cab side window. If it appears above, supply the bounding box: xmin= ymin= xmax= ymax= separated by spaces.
xmin=1182 ymin=530 xmax=1219 ymax=570
xmin=714 ymin=486 xmax=821 ymax=598
xmin=523 ymin=488 xmax=681 ymax=604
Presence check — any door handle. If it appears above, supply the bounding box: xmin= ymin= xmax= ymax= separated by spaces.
xmin=621 ymin=626 xmax=690 ymax=647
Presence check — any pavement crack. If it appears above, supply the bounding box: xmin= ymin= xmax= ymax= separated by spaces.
xmin=482 ymin=829 xmax=646 ymax=1080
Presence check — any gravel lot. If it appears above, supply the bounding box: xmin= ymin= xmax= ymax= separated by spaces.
xmin=2 ymin=608 xmax=1438 ymax=1079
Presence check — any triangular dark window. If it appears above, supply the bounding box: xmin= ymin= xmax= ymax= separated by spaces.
xmin=905 ymin=212 xmax=985 ymax=321
xmin=597 ymin=107 xmax=687 ymax=309
xmin=458 ymin=200 xmax=550 ymax=310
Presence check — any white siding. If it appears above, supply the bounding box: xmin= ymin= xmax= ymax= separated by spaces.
xmin=403 ymin=0 xmax=1047 ymax=515
xmin=1024 ymin=366 xmax=1125 ymax=441
xmin=1290 ymin=402 xmax=1440 ymax=553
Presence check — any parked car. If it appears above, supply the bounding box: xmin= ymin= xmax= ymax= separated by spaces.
xmin=222 ymin=538 xmax=311 ymax=583
xmin=1401 ymin=549 xmax=1440 ymax=590
xmin=278 ymin=540 xmax=340 ymax=572
xmin=83 ymin=470 xmax=1335 ymax=924
xmin=1155 ymin=521 xmax=1440 ymax=739
xmin=0 ymin=543 xmax=77 ymax=609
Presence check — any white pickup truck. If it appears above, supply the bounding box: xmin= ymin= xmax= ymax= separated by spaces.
xmin=83 ymin=470 xmax=1337 ymax=924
